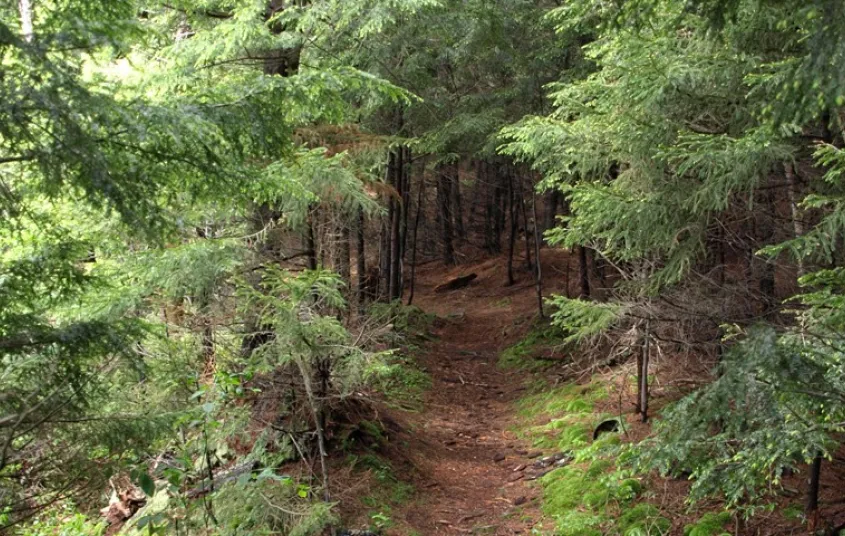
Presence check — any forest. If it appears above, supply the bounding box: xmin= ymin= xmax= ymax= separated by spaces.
xmin=2 ymin=0 xmax=845 ymax=534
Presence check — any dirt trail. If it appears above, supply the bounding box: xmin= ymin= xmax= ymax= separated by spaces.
xmin=392 ymin=252 xmax=571 ymax=535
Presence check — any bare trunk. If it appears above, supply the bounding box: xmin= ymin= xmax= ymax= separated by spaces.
xmin=437 ymin=164 xmax=456 ymax=265
xmin=543 ymin=189 xmax=560 ymax=235
xmin=517 ymin=174 xmax=533 ymax=272
xmin=785 ymin=162 xmax=804 ymax=277
xmin=531 ymin=188 xmax=544 ymax=318
xmin=338 ymin=220 xmax=351 ymax=292
xmin=305 ymin=208 xmax=317 ymax=271
xmin=407 ymin=178 xmax=425 ymax=306
xmin=452 ymin=163 xmax=465 ymax=242
xmin=356 ymin=208 xmax=366 ymax=315
xmin=806 ymin=455 xmax=821 ymax=529
xmin=639 ymin=320 xmax=651 ymax=423
xmin=19 ymin=0 xmax=33 ymax=42
xmin=578 ymin=246 xmax=590 ymax=298
xmin=400 ymin=148 xmax=412 ymax=274
xmin=293 ymin=356 xmax=330 ymax=502
xmin=389 ymin=149 xmax=402 ymax=300
xmin=506 ymin=170 xmax=516 ymax=286
xmin=379 ymin=219 xmax=390 ymax=300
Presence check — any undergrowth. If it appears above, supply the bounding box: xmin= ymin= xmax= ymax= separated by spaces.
xmin=514 ymin=381 xmax=670 ymax=536
xmin=366 ymin=303 xmax=434 ymax=411
xmin=498 ymin=321 xmax=566 ymax=370
xmin=347 ymin=452 xmax=416 ymax=533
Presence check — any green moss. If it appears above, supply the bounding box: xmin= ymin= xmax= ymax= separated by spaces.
xmin=618 ymin=504 xmax=670 ymax=535
xmin=683 ymin=512 xmax=732 ymax=536
xmin=782 ymin=504 xmax=802 ymax=521
xmin=498 ymin=322 xmax=566 ymax=369
xmin=369 ymin=353 xmax=431 ymax=411
xmin=516 ymin=382 xmax=606 ymax=420
xmin=513 ymin=379 xmax=658 ymax=536
xmin=550 ymin=510 xmax=604 ymax=536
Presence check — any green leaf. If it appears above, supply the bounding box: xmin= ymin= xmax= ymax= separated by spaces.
xmin=138 ymin=472 xmax=155 ymax=497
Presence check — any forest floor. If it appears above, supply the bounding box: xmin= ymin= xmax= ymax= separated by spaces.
xmin=360 ymin=249 xmax=845 ymax=536
xmin=380 ymin=250 xmax=573 ymax=535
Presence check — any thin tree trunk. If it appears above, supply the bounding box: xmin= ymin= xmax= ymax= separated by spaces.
xmin=506 ymin=170 xmax=517 ymax=286
xmin=305 ymin=208 xmax=317 ymax=271
xmin=578 ymin=246 xmax=590 ymax=298
xmin=543 ymin=189 xmax=560 ymax=235
xmin=785 ymin=162 xmax=804 ymax=277
xmin=531 ymin=187 xmax=544 ymax=318
xmin=379 ymin=219 xmax=389 ymax=301
xmin=452 ymin=162 xmax=465 ymax=242
xmin=806 ymin=455 xmax=821 ymax=528
xmin=517 ymin=174 xmax=533 ymax=272
xmin=338 ymin=219 xmax=351 ymax=294
xmin=437 ymin=164 xmax=456 ymax=265
xmin=356 ymin=208 xmax=366 ymax=315
xmin=639 ymin=320 xmax=651 ymax=423
xmin=483 ymin=162 xmax=496 ymax=252
xmin=293 ymin=356 xmax=330 ymax=502
xmin=407 ymin=178 xmax=425 ymax=306
xmin=18 ymin=0 xmax=33 ymax=42
xmin=400 ymin=148 xmax=412 ymax=268
xmin=389 ymin=149 xmax=402 ymax=300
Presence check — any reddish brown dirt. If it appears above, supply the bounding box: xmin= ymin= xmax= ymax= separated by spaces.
xmin=380 ymin=250 xmax=571 ymax=535
xmin=363 ymin=248 xmax=845 ymax=535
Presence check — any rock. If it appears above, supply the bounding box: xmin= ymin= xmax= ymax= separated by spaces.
xmin=526 ymin=451 xmax=542 ymax=459
xmin=493 ymin=452 xmax=506 ymax=462
xmin=533 ymin=456 xmax=554 ymax=468
xmin=554 ymin=457 xmax=572 ymax=468
xmin=513 ymin=496 xmax=528 ymax=506
xmin=552 ymin=452 xmax=570 ymax=461
xmin=514 ymin=449 xmax=528 ymax=456
xmin=525 ymin=469 xmax=552 ymax=481
xmin=513 ymin=464 xmax=527 ymax=472
xmin=507 ymin=472 xmax=525 ymax=482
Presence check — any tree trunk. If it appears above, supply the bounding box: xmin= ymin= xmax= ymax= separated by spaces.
xmin=755 ymin=187 xmax=777 ymax=313
xmin=407 ymin=178 xmax=425 ymax=306
xmin=506 ymin=170 xmax=517 ymax=286
xmin=483 ymin=162 xmax=496 ymax=252
xmin=578 ymin=246 xmax=590 ymax=298
xmin=305 ymin=208 xmax=317 ymax=271
xmin=806 ymin=455 xmax=822 ymax=529
xmin=379 ymin=217 xmax=390 ymax=301
xmin=639 ymin=320 xmax=651 ymax=423
xmin=452 ymin=162 xmax=465 ymax=242
xmin=543 ymin=189 xmax=561 ymax=236
xmin=338 ymin=219 xmax=351 ymax=292
xmin=356 ymin=207 xmax=366 ymax=315
xmin=496 ymin=167 xmax=507 ymax=253
xmin=532 ymin=187 xmax=544 ymax=318
xmin=785 ymin=162 xmax=804 ymax=277
xmin=400 ymin=148 xmax=412 ymax=273
xmin=437 ymin=164 xmax=456 ymax=265
xmin=18 ymin=0 xmax=33 ymax=42
xmin=389 ymin=149 xmax=402 ymax=301
xmin=517 ymin=174 xmax=533 ymax=272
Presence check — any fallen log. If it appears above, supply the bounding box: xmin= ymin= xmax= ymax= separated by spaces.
xmin=434 ymin=273 xmax=477 ymax=293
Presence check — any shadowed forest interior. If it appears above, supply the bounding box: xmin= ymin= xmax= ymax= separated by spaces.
xmin=3 ymin=1 xmax=845 ymax=535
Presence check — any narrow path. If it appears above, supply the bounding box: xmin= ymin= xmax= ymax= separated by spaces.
xmin=394 ymin=253 xmax=570 ymax=535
